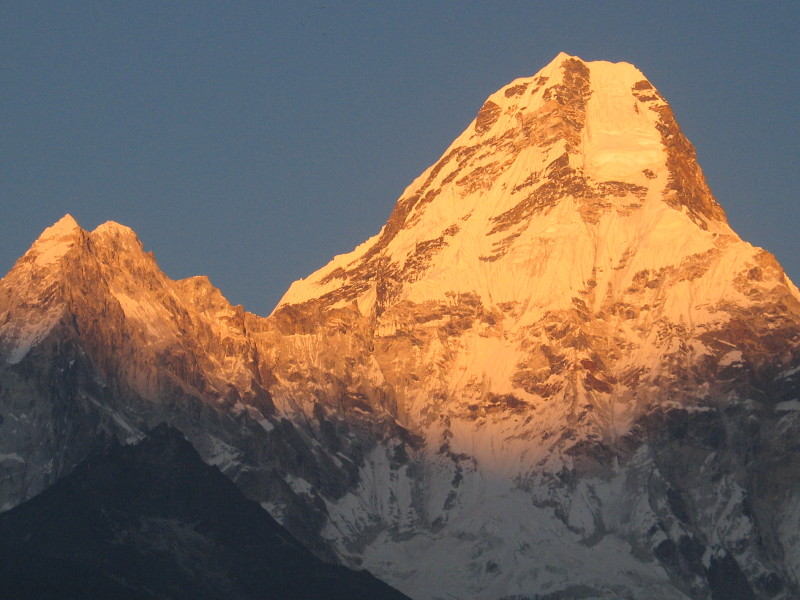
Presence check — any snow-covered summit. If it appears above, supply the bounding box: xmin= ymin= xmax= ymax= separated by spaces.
xmin=269 ymin=53 xmax=797 ymax=442
xmin=24 ymin=213 xmax=83 ymax=268
xmin=277 ymin=52 xmax=731 ymax=317
xmin=0 ymin=214 xmax=255 ymax=395
xmin=8 ymin=215 xmax=143 ymax=274
xmin=260 ymin=53 xmax=800 ymax=599
xmin=40 ymin=213 xmax=80 ymax=237
xmin=265 ymin=56 xmax=800 ymax=597
xmin=92 ymin=220 xmax=140 ymax=239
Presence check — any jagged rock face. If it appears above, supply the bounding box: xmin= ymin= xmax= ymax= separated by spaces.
xmin=0 ymin=216 xmax=371 ymax=561
xmin=268 ymin=53 xmax=800 ymax=598
xmin=1 ymin=54 xmax=799 ymax=599
xmin=274 ymin=53 xmax=798 ymax=431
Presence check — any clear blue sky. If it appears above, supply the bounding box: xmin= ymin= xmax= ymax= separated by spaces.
xmin=2 ymin=1 xmax=797 ymax=314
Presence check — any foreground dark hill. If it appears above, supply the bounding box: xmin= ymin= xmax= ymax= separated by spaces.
xmin=0 ymin=424 xmax=409 ymax=600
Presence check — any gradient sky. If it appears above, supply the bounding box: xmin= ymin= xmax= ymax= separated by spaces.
xmin=2 ymin=1 xmax=797 ymax=315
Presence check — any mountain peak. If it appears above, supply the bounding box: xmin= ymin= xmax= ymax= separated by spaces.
xmin=15 ymin=217 xmax=143 ymax=275
xmin=26 ymin=214 xmax=84 ymax=269
xmin=542 ymin=52 xmax=645 ymax=75
xmin=267 ymin=57 xmax=800 ymax=599
xmin=88 ymin=220 xmax=146 ymax=257
xmin=36 ymin=213 xmax=81 ymax=241
xmin=1 ymin=55 xmax=799 ymax=600
xmin=50 ymin=213 xmax=80 ymax=232
xmin=551 ymin=50 xmax=577 ymax=62
xmin=278 ymin=55 xmax=731 ymax=314
xmin=534 ymin=51 xmax=582 ymax=75
xmin=92 ymin=220 xmax=138 ymax=238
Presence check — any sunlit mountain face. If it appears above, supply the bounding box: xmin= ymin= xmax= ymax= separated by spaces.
xmin=1 ymin=54 xmax=799 ymax=599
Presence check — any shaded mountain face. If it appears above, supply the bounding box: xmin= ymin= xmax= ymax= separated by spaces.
xmin=0 ymin=215 xmax=357 ymax=561
xmin=1 ymin=53 xmax=799 ymax=599
xmin=0 ymin=424 xmax=410 ymax=600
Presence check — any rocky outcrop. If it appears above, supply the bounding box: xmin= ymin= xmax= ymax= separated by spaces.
xmin=0 ymin=216 xmax=391 ymax=562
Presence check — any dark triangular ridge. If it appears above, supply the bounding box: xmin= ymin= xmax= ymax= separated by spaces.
xmin=0 ymin=425 xmax=410 ymax=599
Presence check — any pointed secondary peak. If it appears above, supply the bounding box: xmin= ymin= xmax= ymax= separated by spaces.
xmin=26 ymin=214 xmax=85 ymax=268
xmin=88 ymin=221 xmax=147 ymax=260
xmin=38 ymin=214 xmax=82 ymax=240
xmin=549 ymin=51 xmax=581 ymax=65
xmin=92 ymin=220 xmax=138 ymax=238
xmin=471 ymin=54 xmax=592 ymax=138
xmin=501 ymin=53 xmax=650 ymax=102
xmin=174 ymin=275 xmax=219 ymax=298
xmin=538 ymin=51 xmax=587 ymax=77
xmin=545 ymin=52 xmax=643 ymax=74
xmin=56 ymin=212 xmax=79 ymax=227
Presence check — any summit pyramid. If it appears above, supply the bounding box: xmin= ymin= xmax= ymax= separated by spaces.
xmin=272 ymin=52 xmax=799 ymax=447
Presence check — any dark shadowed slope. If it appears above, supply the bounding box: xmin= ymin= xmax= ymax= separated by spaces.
xmin=0 ymin=424 xmax=410 ymax=600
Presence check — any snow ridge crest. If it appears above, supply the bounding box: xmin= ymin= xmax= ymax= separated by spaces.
xmin=277 ymin=53 xmax=730 ymax=314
